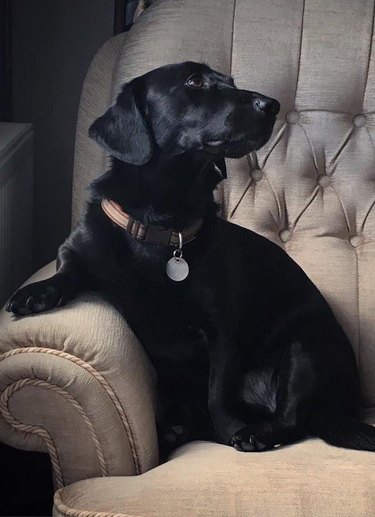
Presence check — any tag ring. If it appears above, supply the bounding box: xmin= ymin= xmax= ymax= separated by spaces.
xmin=173 ymin=249 xmax=183 ymax=260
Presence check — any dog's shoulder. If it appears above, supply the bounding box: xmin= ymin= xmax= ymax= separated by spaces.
xmin=215 ymin=217 xmax=282 ymax=255
xmin=214 ymin=217 xmax=316 ymax=285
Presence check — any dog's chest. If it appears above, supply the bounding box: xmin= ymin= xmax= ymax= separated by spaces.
xmin=110 ymin=274 xmax=211 ymax=352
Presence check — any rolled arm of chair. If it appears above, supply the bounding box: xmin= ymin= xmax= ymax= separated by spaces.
xmin=0 ymin=262 xmax=159 ymax=488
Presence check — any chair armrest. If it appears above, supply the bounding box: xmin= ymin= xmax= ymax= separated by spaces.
xmin=0 ymin=262 xmax=159 ymax=488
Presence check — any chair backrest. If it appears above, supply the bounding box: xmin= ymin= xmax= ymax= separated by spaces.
xmin=72 ymin=0 xmax=375 ymax=407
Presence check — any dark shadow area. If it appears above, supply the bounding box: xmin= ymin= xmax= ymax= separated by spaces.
xmin=1 ymin=442 xmax=53 ymax=516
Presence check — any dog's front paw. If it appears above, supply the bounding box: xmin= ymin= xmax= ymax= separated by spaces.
xmin=163 ymin=424 xmax=189 ymax=447
xmin=158 ymin=424 xmax=190 ymax=462
xmin=230 ymin=424 xmax=277 ymax=452
xmin=6 ymin=280 xmax=63 ymax=316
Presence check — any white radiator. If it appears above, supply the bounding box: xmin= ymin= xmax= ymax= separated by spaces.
xmin=0 ymin=123 xmax=34 ymax=307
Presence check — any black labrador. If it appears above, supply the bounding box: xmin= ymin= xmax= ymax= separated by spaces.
xmin=7 ymin=62 xmax=375 ymax=458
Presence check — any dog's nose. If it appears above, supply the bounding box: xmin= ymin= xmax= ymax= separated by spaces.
xmin=253 ymin=95 xmax=280 ymax=116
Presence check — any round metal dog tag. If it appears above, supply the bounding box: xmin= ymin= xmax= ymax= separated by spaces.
xmin=166 ymin=257 xmax=189 ymax=281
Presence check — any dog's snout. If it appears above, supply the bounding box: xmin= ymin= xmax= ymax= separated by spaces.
xmin=252 ymin=95 xmax=280 ymax=117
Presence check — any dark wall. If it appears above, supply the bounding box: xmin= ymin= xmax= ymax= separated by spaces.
xmin=0 ymin=0 xmax=12 ymax=121
xmin=12 ymin=0 xmax=115 ymax=269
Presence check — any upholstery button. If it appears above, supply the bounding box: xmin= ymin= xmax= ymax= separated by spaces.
xmin=280 ymin=229 xmax=292 ymax=242
xmin=250 ymin=168 xmax=263 ymax=182
xmin=350 ymin=235 xmax=364 ymax=247
xmin=286 ymin=110 xmax=299 ymax=124
xmin=353 ymin=114 xmax=366 ymax=128
xmin=317 ymin=174 xmax=331 ymax=187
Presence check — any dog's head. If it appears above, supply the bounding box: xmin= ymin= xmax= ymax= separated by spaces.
xmin=89 ymin=62 xmax=280 ymax=166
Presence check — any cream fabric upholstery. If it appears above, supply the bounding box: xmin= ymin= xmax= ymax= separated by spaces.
xmin=1 ymin=0 xmax=375 ymax=513
xmin=53 ymin=433 xmax=375 ymax=517
xmin=0 ymin=262 xmax=159 ymax=487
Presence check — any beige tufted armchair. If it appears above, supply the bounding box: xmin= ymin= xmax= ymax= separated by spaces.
xmin=1 ymin=0 xmax=375 ymax=515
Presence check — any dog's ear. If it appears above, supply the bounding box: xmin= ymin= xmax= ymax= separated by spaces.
xmin=89 ymin=83 xmax=153 ymax=165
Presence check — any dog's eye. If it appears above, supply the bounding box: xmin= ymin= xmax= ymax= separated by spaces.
xmin=186 ymin=74 xmax=205 ymax=89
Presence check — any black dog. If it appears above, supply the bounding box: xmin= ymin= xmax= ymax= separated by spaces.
xmin=7 ymin=62 xmax=375 ymax=458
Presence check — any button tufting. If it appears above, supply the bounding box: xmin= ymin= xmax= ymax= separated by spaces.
xmin=350 ymin=235 xmax=364 ymax=248
xmin=353 ymin=114 xmax=366 ymax=128
xmin=318 ymin=174 xmax=331 ymax=187
xmin=280 ymin=229 xmax=292 ymax=242
xmin=286 ymin=111 xmax=299 ymax=124
xmin=250 ymin=168 xmax=263 ymax=182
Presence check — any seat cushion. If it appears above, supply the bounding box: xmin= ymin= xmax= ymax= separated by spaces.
xmin=54 ymin=435 xmax=375 ymax=517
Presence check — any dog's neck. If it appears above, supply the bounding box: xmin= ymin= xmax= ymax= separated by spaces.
xmin=92 ymin=152 xmax=223 ymax=231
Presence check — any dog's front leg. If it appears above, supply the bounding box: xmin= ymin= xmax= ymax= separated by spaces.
xmin=7 ymin=230 xmax=86 ymax=315
xmin=208 ymin=333 xmax=246 ymax=445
